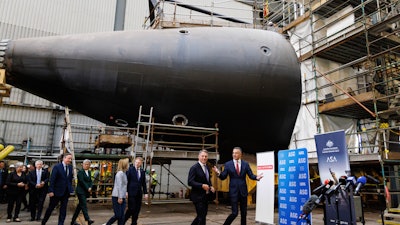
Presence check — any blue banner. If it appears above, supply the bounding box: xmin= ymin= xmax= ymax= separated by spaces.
xmin=278 ymin=148 xmax=310 ymax=225
xmin=315 ymin=130 xmax=356 ymax=225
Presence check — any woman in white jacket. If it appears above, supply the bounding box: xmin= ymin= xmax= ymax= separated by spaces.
xmin=103 ymin=158 xmax=129 ymax=225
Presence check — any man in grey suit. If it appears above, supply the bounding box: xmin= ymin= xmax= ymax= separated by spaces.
xmin=213 ymin=147 xmax=263 ymax=225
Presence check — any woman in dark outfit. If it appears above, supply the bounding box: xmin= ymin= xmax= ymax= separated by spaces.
xmin=5 ymin=162 xmax=28 ymax=223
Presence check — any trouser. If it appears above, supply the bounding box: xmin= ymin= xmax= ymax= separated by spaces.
xmin=223 ymin=195 xmax=247 ymax=225
xmin=191 ymin=200 xmax=208 ymax=225
xmin=124 ymin=195 xmax=143 ymax=225
xmin=7 ymin=192 xmax=22 ymax=219
xmin=105 ymin=197 xmax=126 ymax=225
xmin=29 ymin=188 xmax=46 ymax=220
xmin=71 ymin=194 xmax=90 ymax=222
xmin=41 ymin=191 xmax=69 ymax=225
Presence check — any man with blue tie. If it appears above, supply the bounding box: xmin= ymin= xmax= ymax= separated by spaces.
xmin=213 ymin=147 xmax=263 ymax=225
xmin=188 ymin=149 xmax=215 ymax=225
xmin=28 ymin=160 xmax=49 ymax=221
xmin=124 ymin=157 xmax=148 ymax=225
xmin=42 ymin=153 xmax=74 ymax=225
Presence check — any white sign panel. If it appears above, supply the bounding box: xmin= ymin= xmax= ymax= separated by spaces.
xmin=255 ymin=151 xmax=275 ymax=224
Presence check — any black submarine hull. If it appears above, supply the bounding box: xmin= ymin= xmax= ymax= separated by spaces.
xmin=2 ymin=27 xmax=301 ymax=158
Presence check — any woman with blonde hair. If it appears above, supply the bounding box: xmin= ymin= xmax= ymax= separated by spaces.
xmin=103 ymin=158 xmax=129 ymax=225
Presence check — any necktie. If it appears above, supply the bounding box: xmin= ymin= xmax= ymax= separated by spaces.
xmin=204 ymin=164 xmax=209 ymax=181
xmin=37 ymin=170 xmax=41 ymax=184
xmin=137 ymin=168 xmax=140 ymax=180
xmin=65 ymin=165 xmax=68 ymax=176
xmin=235 ymin=160 xmax=240 ymax=175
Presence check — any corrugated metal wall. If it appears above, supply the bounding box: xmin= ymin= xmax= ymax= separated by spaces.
xmin=0 ymin=0 xmax=149 ymax=39
xmin=0 ymin=0 xmax=148 ymax=154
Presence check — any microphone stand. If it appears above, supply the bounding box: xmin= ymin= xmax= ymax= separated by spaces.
xmin=331 ymin=188 xmax=342 ymax=225
xmin=377 ymin=184 xmax=385 ymax=225
xmin=347 ymin=185 xmax=360 ymax=225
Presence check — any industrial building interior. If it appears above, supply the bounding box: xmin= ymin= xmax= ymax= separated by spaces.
xmin=0 ymin=0 xmax=400 ymax=224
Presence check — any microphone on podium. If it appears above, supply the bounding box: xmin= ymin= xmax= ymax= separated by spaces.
xmin=345 ymin=176 xmax=356 ymax=191
xmin=366 ymin=174 xmax=380 ymax=184
xmin=299 ymin=195 xmax=319 ymax=220
xmin=354 ymin=176 xmax=367 ymax=195
xmin=313 ymin=179 xmax=333 ymax=194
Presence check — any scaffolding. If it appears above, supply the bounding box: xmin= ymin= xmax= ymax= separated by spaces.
xmin=133 ymin=106 xmax=219 ymax=204
xmin=144 ymin=0 xmax=265 ymax=29
xmin=53 ymin=106 xmax=219 ymax=205
xmin=269 ymin=0 xmax=399 ymax=221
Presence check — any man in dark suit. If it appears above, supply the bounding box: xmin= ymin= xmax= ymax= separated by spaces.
xmin=213 ymin=147 xmax=263 ymax=225
xmin=28 ymin=160 xmax=49 ymax=221
xmin=0 ymin=160 xmax=8 ymax=203
xmin=188 ymin=149 xmax=215 ymax=225
xmin=42 ymin=153 xmax=74 ymax=225
xmin=71 ymin=159 xmax=94 ymax=225
xmin=124 ymin=157 xmax=148 ymax=225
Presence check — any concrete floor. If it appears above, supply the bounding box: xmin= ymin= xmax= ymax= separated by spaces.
xmin=0 ymin=198 xmax=387 ymax=225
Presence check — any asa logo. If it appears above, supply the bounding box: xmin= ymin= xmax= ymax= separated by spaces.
xmin=326 ymin=155 xmax=337 ymax=163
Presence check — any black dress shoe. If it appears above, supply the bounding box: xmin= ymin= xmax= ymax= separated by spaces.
xmin=88 ymin=219 xmax=95 ymax=225
xmin=71 ymin=222 xmax=80 ymax=225
xmin=30 ymin=218 xmax=35 ymax=221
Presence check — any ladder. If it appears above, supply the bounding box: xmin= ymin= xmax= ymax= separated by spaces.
xmin=63 ymin=106 xmax=78 ymax=186
xmin=132 ymin=106 xmax=154 ymax=169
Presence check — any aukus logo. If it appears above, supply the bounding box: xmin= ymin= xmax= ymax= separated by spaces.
xmin=326 ymin=140 xmax=334 ymax=148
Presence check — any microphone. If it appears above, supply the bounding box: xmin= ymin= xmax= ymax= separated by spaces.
xmin=345 ymin=176 xmax=356 ymax=190
xmin=338 ymin=176 xmax=347 ymax=185
xmin=366 ymin=174 xmax=380 ymax=184
xmin=329 ymin=168 xmax=339 ymax=184
xmin=313 ymin=179 xmax=333 ymax=194
xmin=299 ymin=195 xmax=319 ymax=220
xmin=354 ymin=176 xmax=367 ymax=195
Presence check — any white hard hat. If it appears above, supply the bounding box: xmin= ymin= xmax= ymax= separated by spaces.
xmin=9 ymin=164 xmax=15 ymax=168
xmin=151 ymin=168 xmax=156 ymax=172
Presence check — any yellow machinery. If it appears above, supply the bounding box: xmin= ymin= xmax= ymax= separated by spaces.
xmin=0 ymin=145 xmax=15 ymax=160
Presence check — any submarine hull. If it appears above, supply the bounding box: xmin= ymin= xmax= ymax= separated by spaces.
xmin=2 ymin=27 xmax=301 ymax=158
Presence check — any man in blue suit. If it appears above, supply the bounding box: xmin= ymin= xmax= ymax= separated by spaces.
xmin=42 ymin=153 xmax=74 ymax=225
xmin=188 ymin=149 xmax=215 ymax=225
xmin=28 ymin=160 xmax=49 ymax=221
xmin=124 ymin=157 xmax=148 ymax=225
xmin=213 ymin=147 xmax=263 ymax=225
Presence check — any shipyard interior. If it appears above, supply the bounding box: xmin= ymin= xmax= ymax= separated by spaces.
xmin=0 ymin=0 xmax=400 ymax=224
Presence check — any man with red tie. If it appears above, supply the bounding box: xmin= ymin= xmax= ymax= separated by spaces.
xmin=213 ymin=147 xmax=263 ymax=225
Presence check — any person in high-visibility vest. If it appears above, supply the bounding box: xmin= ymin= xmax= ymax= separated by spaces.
xmin=150 ymin=169 xmax=158 ymax=199
xmin=90 ymin=165 xmax=100 ymax=203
